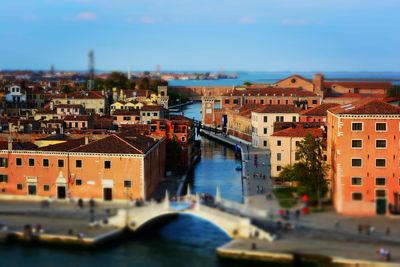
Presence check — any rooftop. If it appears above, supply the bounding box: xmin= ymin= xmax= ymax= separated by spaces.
xmin=271 ymin=124 xmax=323 ymax=138
xmin=301 ymin=103 xmax=340 ymax=116
xmin=328 ymin=99 xmax=400 ymax=115
xmin=254 ymin=105 xmax=302 ymax=114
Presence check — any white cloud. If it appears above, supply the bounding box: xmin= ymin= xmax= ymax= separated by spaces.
xmin=140 ymin=16 xmax=155 ymax=24
xmin=239 ymin=16 xmax=255 ymax=24
xmin=75 ymin=12 xmax=97 ymax=21
xmin=281 ymin=19 xmax=310 ymax=26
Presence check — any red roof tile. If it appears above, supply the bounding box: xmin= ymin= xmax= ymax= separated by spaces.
xmin=254 ymin=105 xmax=302 ymax=114
xmin=301 ymin=103 xmax=339 ymax=116
xmin=272 ymin=125 xmax=323 ymax=138
xmin=328 ymin=99 xmax=400 ymax=115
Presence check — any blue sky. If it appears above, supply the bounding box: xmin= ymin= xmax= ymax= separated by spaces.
xmin=1 ymin=0 xmax=400 ymax=71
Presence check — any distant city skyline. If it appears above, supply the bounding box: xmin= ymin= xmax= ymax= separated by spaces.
xmin=1 ymin=0 xmax=400 ymax=71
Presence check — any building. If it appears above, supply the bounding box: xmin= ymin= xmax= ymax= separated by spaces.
xmin=327 ymin=99 xmax=400 ymax=216
xmin=51 ymin=91 xmax=106 ymax=115
xmin=113 ymin=109 xmax=141 ymax=127
xmin=140 ymin=105 xmax=167 ymax=124
xmin=300 ymin=103 xmax=340 ymax=124
xmin=225 ymin=105 xmax=256 ymax=143
xmin=269 ymin=124 xmax=323 ymax=178
xmin=0 ymin=134 xmax=166 ymax=201
xmin=251 ymin=105 xmax=302 ymax=148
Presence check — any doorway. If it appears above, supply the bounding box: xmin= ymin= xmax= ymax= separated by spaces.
xmin=103 ymin=188 xmax=113 ymax=201
xmin=57 ymin=186 xmax=66 ymax=199
xmin=28 ymin=185 xmax=37 ymax=195
xmin=376 ymin=198 xmax=387 ymax=215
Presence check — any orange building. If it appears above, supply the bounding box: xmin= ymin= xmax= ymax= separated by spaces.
xmin=0 ymin=134 xmax=166 ymax=201
xmin=327 ymin=99 xmax=400 ymax=216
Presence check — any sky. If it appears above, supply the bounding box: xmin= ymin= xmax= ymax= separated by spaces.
xmin=1 ymin=0 xmax=400 ymax=72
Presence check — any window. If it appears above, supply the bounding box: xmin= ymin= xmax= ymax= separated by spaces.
xmin=0 ymin=158 xmax=8 ymax=167
xmin=76 ymin=160 xmax=82 ymax=168
xmin=43 ymin=185 xmax=50 ymax=191
xmin=113 ymin=116 xmax=117 ymax=120
xmin=376 ymin=177 xmax=386 ymax=186
xmin=275 ymin=116 xmax=284 ymax=122
xmin=75 ymin=122 xmax=78 ymax=128
xmin=295 ymin=152 xmax=300 ymax=161
xmin=376 ymin=140 xmax=386 ymax=148
xmin=376 ymin=158 xmax=386 ymax=167
xmin=277 ymin=153 xmax=281 ymax=161
xmin=352 ymin=193 xmax=363 ymax=201
xmin=75 ymin=179 xmax=82 ymax=186
xmin=233 ymin=99 xmax=238 ymax=105
xmin=277 ymin=166 xmax=281 ymax=171
xmin=263 ymin=128 xmax=267 ymax=134
xmin=295 ymin=141 xmax=300 ymax=147
xmin=292 ymin=116 xmax=297 ymax=122
xmin=277 ymin=140 xmax=281 ymax=146
xmin=0 ymin=174 xmax=8 ymax=183
xmin=29 ymin=158 xmax=35 ymax=167
xmin=286 ymin=100 xmax=288 ymax=105
xmin=260 ymin=100 xmax=264 ymax=104
xmin=181 ymin=137 xmax=186 ymax=142
xmin=43 ymin=159 xmax=49 ymax=167
xmin=376 ymin=190 xmax=386 ymax=198
xmin=351 ymin=177 xmax=362 ymax=185
xmin=312 ymin=100 xmax=318 ymax=105
xmin=277 ymin=100 xmax=280 ymax=104
xmin=28 ymin=185 xmax=37 ymax=195
xmin=224 ymin=99 xmax=230 ymax=104
xmin=17 ymin=184 xmax=23 ymax=190
xmin=263 ymin=141 xmax=267 ymax=147
xmin=153 ymin=113 xmax=158 ymax=116
xmin=351 ymin=140 xmax=362 ymax=148
xmin=104 ymin=161 xmax=111 ymax=169
xmin=351 ymin=158 xmax=362 ymax=167
xmin=58 ymin=159 xmax=64 ymax=168
xmin=124 ymin=180 xmax=132 ymax=188
xmin=376 ymin=122 xmax=387 ymax=132
xmin=263 ymin=116 xmax=268 ymax=122
xmin=352 ymin=122 xmax=363 ymax=131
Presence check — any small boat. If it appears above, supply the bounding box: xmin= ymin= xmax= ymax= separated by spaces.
xmin=235 ymin=165 xmax=242 ymax=171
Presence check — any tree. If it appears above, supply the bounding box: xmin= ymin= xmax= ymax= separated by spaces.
xmin=387 ymin=85 xmax=400 ymax=97
xmin=150 ymin=79 xmax=167 ymax=93
xmin=126 ymin=79 xmax=136 ymax=90
xmin=138 ymin=77 xmax=150 ymax=91
xmin=104 ymin=71 xmax=127 ymax=89
xmin=243 ymin=81 xmax=252 ymax=86
xmin=279 ymin=134 xmax=329 ymax=208
xmin=61 ymin=85 xmax=75 ymax=94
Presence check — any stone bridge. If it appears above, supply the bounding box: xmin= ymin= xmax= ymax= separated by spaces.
xmin=108 ymin=193 xmax=274 ymax=241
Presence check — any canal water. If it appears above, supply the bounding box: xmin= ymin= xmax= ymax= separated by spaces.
xmin=0 ymin=103 xmax=252 ymax=267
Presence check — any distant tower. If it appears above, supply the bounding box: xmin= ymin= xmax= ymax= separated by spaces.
xmin=156 ymin=64 xmax=161 ymax=75
xmin=312 ymin=73 xmax=324 ymax=96
xmin=128 ymin=67 xmax=132 ymax=80
xmin=87 ymin=50 xmax=95 ymax=90
xmin=50 ymin=64 xmax=55 ymax=76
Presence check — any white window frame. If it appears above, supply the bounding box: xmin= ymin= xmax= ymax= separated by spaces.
xmin=351 ymin=139 xmax=363 ymax=149
xmin=375 ymin=158 xmax=386 ymax=168
xmin=351 ymin=122 xmax=363 ymax=132
xmin=375 ymin=177 xmax=386 ymax=187
xmin=351 ymin=158 xmax=363 ymax=168
xmin=352 ymin=192 xmax=363 ymax=201
xmin=351 ymin=177 xmax=363 ymax=186
xmin=375 ymin=139 xmax=387 ymax=149
xmin=375 ymin=122 xmax=387 ymax=132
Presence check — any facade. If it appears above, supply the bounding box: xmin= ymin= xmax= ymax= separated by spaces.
xmin=269 ymin=125 xmax=323 ymax=178
xmin=140 ymin=105 xmax=166 ymax=124
xmin=113 ymin=109 xmax=141 ymax=126
xmin=0 ymin=134 xmax=166 ymax=201
xmin=327 ymin=99 xmax=400 ymax=216
xmin=300 ymin=103 xmax=340 ymax=124
xmin=225 ymin=105 xmax=255 ymax=143
xmin=52 ymin=91 xmax=106 ymax=115
xmin=251 ymin=105 xmax=301 ymax=148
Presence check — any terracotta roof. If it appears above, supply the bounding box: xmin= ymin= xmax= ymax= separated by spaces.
xmin=53 ymin=91 xmax=105 ymax=100
xmin=274 ymin=75 xmax=312 ymax=85
xmin=140 ymin=105 xmax=164 ymax=111
xmin=38 ymin=138 xmax=86 ymax=151
xmin=64 ymin=115 xmax=90 ymax=121
xmin=55 ymin=104 xmax=84 ymax=109
xmin=271 ymin=124 xmax=323 ymax=138
xmin=324 ymin=81 xmax=392 ymax=90
xmin=253 ymin=105 xmax=302 ymax=114
xmin=301 ymin=103 xmax=339 ymax=116
xmin=0 ymin=141 xmax=38 ymax=150
xmin=70 ymin=134 xmax=157 ymax=154
xmin=113 ymin=109 xmax=140 ymax=116
xmin=328 ymin=99 xmax=400 ymax=115
xmin=222 ymin=87 xmax=317 ymax=97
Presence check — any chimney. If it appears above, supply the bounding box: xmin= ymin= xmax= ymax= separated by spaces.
xmin=7 ymin=135 xmax=13 ymax=151
xmin=85 ymin=135 xmax=89 ymax=145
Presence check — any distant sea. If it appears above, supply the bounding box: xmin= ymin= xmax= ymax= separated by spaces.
xmin=168 ymin=72 xmax=400 ymax=86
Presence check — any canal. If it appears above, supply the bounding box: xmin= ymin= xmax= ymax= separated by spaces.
xmin=0 ymin=103 xmax=253 ymax=267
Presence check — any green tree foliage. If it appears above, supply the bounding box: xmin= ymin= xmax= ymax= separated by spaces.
xmin=168 ymin=91 xmax=189 ymax=105
xmin=278 ymin=134 xmax=329 ymax=208
xmin=61 ymin=85 xmax=75 ymax=94
xmin=387 ymin=85 xmax=400 ymax=97
xmin=150 ymin=79 xmax=168 ymax=93
xmin=165 ymin=139 xmax=184 ymax=173
xmin=138 ymin=77 xmax=150 ymax=91
xmin=104 ymin=71 xmax=128 ymax=89
xmin=243 ymin=81 xmax=253 ymax=86
xmin=126 ymin=79 xmax=136 ymax=90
